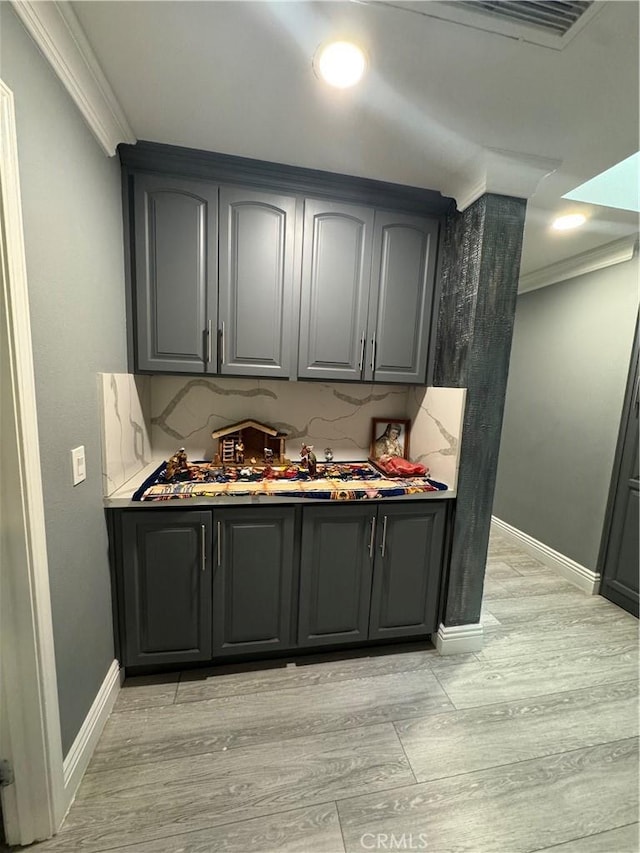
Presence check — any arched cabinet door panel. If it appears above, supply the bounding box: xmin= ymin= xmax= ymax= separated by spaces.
xmin=133 ymin=174 xmax=218 ymax=373
xmin=212 ymin=507 xmax=295 ymax=656
xmin=366 ymin=211 xmax=440 ymax=384
xmin=369 ymin=502 xmax=446 ymax=640
xmin=298 ymin=199 xmax=374 ymax=381
xmin=298 ymin=504 xmax=375 ymax=647
xmin=218 ymin=188 xmax=297 ymax=377
xmin=120 ymin=511 xmax=213 ymax=666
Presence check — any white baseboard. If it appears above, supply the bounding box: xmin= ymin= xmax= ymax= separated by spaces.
xmin=61 ymin=660 xmax=121 ymax=815
xmin=436 ymin=622 xmax=484 ymax=655
xmin=491 ymin=516 xmax=600 ymax=595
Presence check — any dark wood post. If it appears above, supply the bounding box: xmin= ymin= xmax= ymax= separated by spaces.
xmin=435 ymin=193 xmax=527 ymax=627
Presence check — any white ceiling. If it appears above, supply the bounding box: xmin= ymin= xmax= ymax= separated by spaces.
xmin=71 ymin=0 xmax=640 ymax=277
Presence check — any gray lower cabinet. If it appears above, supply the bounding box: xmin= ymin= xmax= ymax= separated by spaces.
xmin=114 ymin=500 xmax=448 ymax=669
xmin=369 ymin=502 xmax=446 ymax=639
xmin=218 ymin=187 xmax=298 ymax=377
xmin=299 ymin=501 xmax=446 ymax=646
xmin=120 ymin=511 xmax=213 ymax=667
xmin=298 ymin=504 xmax=375 ymax=646
xmin=133 ymin=173 xmax=218 ymax=373
xmin=212 ymin=507 xmax=296 ymax=655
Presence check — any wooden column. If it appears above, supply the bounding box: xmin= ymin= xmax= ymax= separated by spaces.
xmin=434 ymin=193 xmax=527 ymax=627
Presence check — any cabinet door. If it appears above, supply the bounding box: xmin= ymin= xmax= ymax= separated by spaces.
xmin=369 ymin=503 xmax=446 ymax=640
xmin=133 ymin=174 xmax=218 ymax=373
xmin=366 ymin=212 xmax=439 ymax=384
xmin=219 ymin=187 xmax=297 ymax=377
xmin=121 ymin=511 xmax=212 ymax=666
xmin=298 ymin=505 xmax=375 ymax=647
xmin=600 ymin=348 xmax=639 ymax=616
xmin=213 ymin=508 xmax=295 ymax=655
xmin=298 ymin=199 xmax=374 ymax=381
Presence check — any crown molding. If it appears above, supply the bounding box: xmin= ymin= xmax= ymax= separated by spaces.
xmin=519 ymin=235 xmax=639 ymax=293
xmin=448 ymin=148 xmax=562 ymax=212
xmin=119 ymin=140 xmax=455 ymax=215
xmin=10 ymin=0 xmax=135 ymax=156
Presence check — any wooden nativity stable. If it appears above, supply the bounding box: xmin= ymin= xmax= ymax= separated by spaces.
xmin=211 ymin=420 xmax=288 ymax=466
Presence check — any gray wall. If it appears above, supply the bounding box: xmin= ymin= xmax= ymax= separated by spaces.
xmin=1 ymin=9 xmax=127 ymax=754
xmin=493 ymin=254 xmax=639 ymax=570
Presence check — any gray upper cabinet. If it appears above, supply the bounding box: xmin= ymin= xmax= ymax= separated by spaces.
xmin=133 ymin=173 xmax=218 ymax=373
xmin=297 ymin=201 xmax=439 ymax=384
xmin=366 ymin=211 xmax=439 ymax=384
xmin=212 ymin=507 xmax=295 ymax=656
xmin=218 ymin=187 xmax=298 ymax=377
xmin=298 ymin=199 xmax=374 ymax=381
xmin=127 ymin=157 xmax=442 ymax=384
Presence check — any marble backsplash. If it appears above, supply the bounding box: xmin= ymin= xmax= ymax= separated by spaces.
xmin=99 ymin=373 xmax=466 ymax=494
xmin=99 ymin=373 xmax=152 ymax=495
xmin=150 ymin=376 xmax=466 ymax=488
xmin=150 ymin=377 xmax=409 ymax=462
xmin=407 ymin=386 xmax=466 ymax=489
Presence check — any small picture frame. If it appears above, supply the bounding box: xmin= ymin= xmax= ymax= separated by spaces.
xmin=370 ymin=418 xmax=410 ymax=461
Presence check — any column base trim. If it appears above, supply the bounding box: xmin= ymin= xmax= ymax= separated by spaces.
xmin=491 ymin=516 xmax=600 ymax=595
xmin=435 ymin=622 xmax=484 ymax=655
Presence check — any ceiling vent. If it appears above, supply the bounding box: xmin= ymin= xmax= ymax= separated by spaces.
xmin=381 ymin=0 xmax=603 ymax=49
xmin=453 ymin=1 xmax=593 ymax=37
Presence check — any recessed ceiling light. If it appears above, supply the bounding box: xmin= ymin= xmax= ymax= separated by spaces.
xmin=314 ymin=41 xmax=367 ymax=89
xmin=551 ymin=213 xmax=587 ymax=231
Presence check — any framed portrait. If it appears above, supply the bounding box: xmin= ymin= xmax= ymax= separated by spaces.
xmin=370 ymin=418 xmax=410 ymax=461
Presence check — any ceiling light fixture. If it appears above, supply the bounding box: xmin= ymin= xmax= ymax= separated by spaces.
xmin=314 ymin=41 xmax=367 ymax=89
xmin=551 ymin=213 xmax=587 ymax=231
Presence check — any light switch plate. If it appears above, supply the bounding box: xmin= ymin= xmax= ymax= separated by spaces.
xmin=71 ymin=445 xmax=86 ymax=485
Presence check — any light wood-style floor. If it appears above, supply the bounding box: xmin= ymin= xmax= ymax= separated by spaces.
xmin=32 ymin=531 xmax=639 ymax=853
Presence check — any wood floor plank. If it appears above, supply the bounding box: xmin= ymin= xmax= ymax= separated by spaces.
xmin=338 ymin=739 xmax=639 ymax=853
xmin=507 ymin=558 xmax=556 ymax=577
xmin=479 ymin=618 xmax=639 ymax=661
xmin=480 ymin=609 xmax=501 ymax=630
xmin=487 ymin=557 xmax=555 ymax=578
xmin=534 ymin=822 xmax=639 ymax=852
xmin=113 ymin=673 xmax=179 ymax=713
xmin=486 ymin=599 xmax=637 ymax=629
xmin=395 ymin=680 xmax=638 ymax=782
xmin=434 ymin=643 xmax=639 ymax=708
xmin=483 ymin=591 xmax=616 ymax=621
xmin=176 ymin=646 xmax=439 ymax=703
xmin=485 ymin=561 xmax=521 ymax=580
xmin=35 ymin=725 xmax=409 ymax=852
xmin=62 ymin=803 xmax=346 ymax=853
xmin=90 ymin=669 xmax=453 ymax=770
xmin=483 ymin=574 xmax=577 ymax=599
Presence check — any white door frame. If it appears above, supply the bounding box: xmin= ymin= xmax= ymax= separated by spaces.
xmin=0 ymin=79 xmax=65 ymax=846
